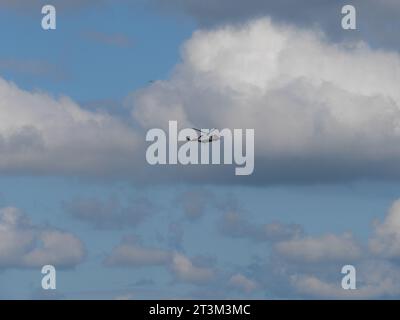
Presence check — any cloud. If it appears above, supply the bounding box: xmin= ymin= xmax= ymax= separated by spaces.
xmin=2 ymin=17 xmax=400 ymax=186
xmin=369 ymin=199 xmax=400 ymax=259
xmin=153 ymin=0 xmax=400 ymax=50
xmin=131 ymin=17 xmax=400 ymax=184
xmin=0 ymin=207 xmax=85 ymax=269
xmin=104 ymin=237 xmax=215 ymax=285
xmin=290 ymin=260 xmax=400 ymax=299
xmin=0 ymin=77 xmax=140 ymax=177
xmin=170 ymin=253 xmax=215 ymax=284
xmin=101 ymin=199 xmax=400 ymax=298
xmin=64 ymin=196 xmax=154 ymax=229
xmin=244 ymin=198 xmax=400 ymax=299
xmin=104 ymin=236 xmax=170 ymax=267
xmin=218 ymin=211 xmax=303 ymax=242
xmin=228 ymin=273 xmax=257 ymax=293
xmin=275 ymin=233 xmax=363 ymax=263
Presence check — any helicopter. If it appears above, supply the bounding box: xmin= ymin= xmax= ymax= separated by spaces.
xmin=186 ymin=128 xmax=220 ymax=143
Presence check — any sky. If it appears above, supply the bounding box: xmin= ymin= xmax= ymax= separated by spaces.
xmin=1 ymin=0 xmax=400 ymax=299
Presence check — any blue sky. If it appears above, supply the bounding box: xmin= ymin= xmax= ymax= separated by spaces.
xmin=0 ymin=2 xmax=195 ymax=100
xmin=1 ymin=1 xmax=400 ymax=299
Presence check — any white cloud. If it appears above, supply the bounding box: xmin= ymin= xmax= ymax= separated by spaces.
xmin=369 ymin=199 xmax=400 ymax=259
xmin=0 ymin=206 xmax=85 ymax=269
xmin=2 ymin=18 xmax=400 ymax=185
xmin=228 ymin=273 xmax=257 ymax=293
xmin=101 ymin=199 xmax=400 ymax=297
xmin=274 ymin=233 xmax=363 ymax=263
xmin=170 ymin=253 xmax=215 ymax=284
xmin=0 ymin=77 xmax=139 ymax=177
xmin=104 ymin=237 xmax=170 ymax=267
xmin=290 ymin=260 xmax=400 ymax=299
xmin=132 ymin=18 xmax=400 ymax=184
xmin=105 ymin=238 xmax=215 ymax=285
xmin=263 ymin=199 xmax=400 ymax=298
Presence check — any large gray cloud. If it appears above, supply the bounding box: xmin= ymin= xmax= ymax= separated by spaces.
xmin=2 ymin=17 xmax=400 ymax=186
xmin=153 ymin=0 xmax=400 ymax=51
xmin=131 ymin=17 xmax=400 ymax=184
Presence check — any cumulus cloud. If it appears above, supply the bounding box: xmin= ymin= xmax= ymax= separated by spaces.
xmin=218 ymin=211 xmax=303 ymax=242
xmin=251 ymin=198 xmax=400 ymax=299
xmin=104 ymin=237 xmax=170 ymax=267
xmin=170 ymin=253 xmax=215 ymax=284
xmin=275 ymin=233 xmax=363 ymax=263
xmin=228 ymin=273 xmax=257 ymax=293
xmin=2 ymin=18 xmax=400 ymax=185
xmin=0 ymin=77 xmax=140 ymax=177
xmin=104 ymin=237 xmax=215 ymax=284
xmin=0 ymin=206 xmax=85 ymax=269
xmin=132 ymin=18 xmax=400 ymax=184
xmin=370 ymin=199 xmax=400 ymax=259
xmin=100 ymin=199 xmax=400 ymax=297
xmin=290 ymin=260 xmax=400 ymax=299
xmin=64 ymin=196 xmax=154 ymax=229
